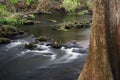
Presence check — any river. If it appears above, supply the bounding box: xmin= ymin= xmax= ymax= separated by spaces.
xmin=0 ymin=14 xmax=91 ymax=80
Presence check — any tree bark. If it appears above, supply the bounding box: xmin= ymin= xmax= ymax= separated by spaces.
xmin=78 ymin=0 xmax=120 ymax=80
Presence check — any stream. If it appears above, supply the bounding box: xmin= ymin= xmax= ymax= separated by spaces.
xmin=0 ymin=14 xmax=91 ymax=80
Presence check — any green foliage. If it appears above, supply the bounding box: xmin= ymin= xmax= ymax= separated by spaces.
xmin=0 ymin=5 xmax=10 ymax=17
xmin=10 ymin=0 xmax=32 ymax=5
xmin=0 ymin=5 xmax=6 ymax=9
xmin=29 ymin=14 xmax=35 ymax=20
xmin=87 ymin=1 xmax=92 ymax=11
xmin=10 ymin=0 xmax=18 ymax=4
xmin=78 ymin=10 xmax=88 ymax=15
xmin=62 ymin=0 xmax=78 ymax=13
xmin=0 ymin=17 xmax=27 ymax=26
xmin=25 ymin=0 xmax=32 ymax=6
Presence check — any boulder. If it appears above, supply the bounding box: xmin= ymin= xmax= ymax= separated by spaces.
xmin=36 ymin=36 xmax=47 ymax=42
xmin=51 ymin=20 xmax=91 ymax=31
xmin=0 ymin=26 xmax=24 ymax=38
xmin=0 ymin=38 xmax=11 ymax=44
xmin=51 ymin=41 xmax=62 ymax=49
xmin=49 ymin=19 xmax=57 ymax=23
xmin=25 ymin=43 xmax=37 ymax=49
xmin=24 ymin=20 xmax=34 ymax=25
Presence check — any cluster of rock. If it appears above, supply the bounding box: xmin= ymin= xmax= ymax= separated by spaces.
xmin=24 ymin=36 xmax=62 ymax=49
xmin=0 ymin=25 xmax=24 ymax=44
xmin=52 ymin=20 xmax=91 ymax=31
xmin=24 ymin=36 xmax=88 ymax=55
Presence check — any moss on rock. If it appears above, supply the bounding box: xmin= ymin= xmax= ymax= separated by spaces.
xmin=36 ymin=36 xmax=47 ymax=42
xmin=51 ymin=20 xmax=91 ymax=31
xmin=0 ymin=25 xmax=24 ymax=38
xmin=0 ymin=38 xmax=11 ymax=44
xmin=51 ymin=41 xmax=62 ymax=49
xmin=25 ymin=43 xmax=37 ymax=49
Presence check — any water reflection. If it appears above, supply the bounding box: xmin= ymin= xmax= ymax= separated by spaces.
xmin=0 ymin=14 xmax=91 ymax=80
xmin=20 ymin=14 xmax=91 ymax=43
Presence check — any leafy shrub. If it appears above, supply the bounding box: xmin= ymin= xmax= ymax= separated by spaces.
xmin=10 ymin=0 xmax=18 ymax=4
xmin=62 ymin=0 xmax=78 ymax=13
xmin=0 ymin=5 xmax=10 ymax=17
xmin=87 ymin=1 xmax=92 ymax=11
xmin=10 ymin=0 xmax=32 ymax=5
xmin=25 ymin=0 xmax=32 ymax=6
xmin=29 ymin=14 xmax=35 ymax=20
xmin=0 ymin=17 xmax=27 ymax=26
xmin=78 ymin=10 xmax=88 ymax=15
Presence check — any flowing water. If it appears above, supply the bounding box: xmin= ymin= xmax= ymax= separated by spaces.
xmin=0 ymin=14 xmax=91 ymax=80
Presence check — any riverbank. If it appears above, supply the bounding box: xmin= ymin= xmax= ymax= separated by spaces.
xmin=0 ymin=0 xmax=92 ymax=26
xmin=0 ymin=25 xmax=24 ymax=44
xmin=0 ymin=11 xmax=91 ymax=80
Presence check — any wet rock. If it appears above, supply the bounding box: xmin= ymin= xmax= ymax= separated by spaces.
xmin=0 ymin=25 xmax=24 ymax=38
xmin=24 ymin=20 xmax=34 ymax=25
xmin=18 ymin=31 xmax=24 ymax=35
xmin=36 ymin=36 xmax=47 ymax=42
xmin=51 ymin=41 xmax=62 ymax=49
xmin=0 ymin=24 xmax=3 ymax=27
xmin=54 ymin=7 xmax=66 ymax=13
xmin=75 ymin=24 xmax=83 ymax=28
xmin=46 ymin=43 xmax=52 ymax=46
xmin=49 ymin=19 xmax=57 ymax=23
xmin=25 ymin=43 xmax=37 ymax=49
xmin=65 ymin=25 xmax=71 ymax=29
xmin=43 ymin=53 xmax=53 ymax=56
xmin=34 ymin=21 xmax=41 ymax=24
xmin=72 ymin=48 xmax=88 ymax=54
xmin=0 ymin=38 xmax=11 ymax=44
xmin=51 ymin=20 xmax=91 ymax=31
xmin=63 ymin=42 xmax=80 ymax=49
xmin=22 ymin=14 xmax=35 ymax=20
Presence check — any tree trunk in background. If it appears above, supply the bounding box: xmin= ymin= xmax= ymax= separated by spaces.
xmin=78 ymin=0 xmax=120 ymax=80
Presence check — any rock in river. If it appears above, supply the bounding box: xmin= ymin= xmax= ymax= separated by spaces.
xmin=0 ymin=38 xmax=11 ymax=44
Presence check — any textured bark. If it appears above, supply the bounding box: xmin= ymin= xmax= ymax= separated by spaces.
xmin=78 ymin=0 xmax=120 ymax=80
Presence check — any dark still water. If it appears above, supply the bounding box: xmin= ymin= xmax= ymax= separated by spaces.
xmin=20 ymin=14 xmax=91 ymax=43
xmin=0 ymin=14 xmax=91 ymax=80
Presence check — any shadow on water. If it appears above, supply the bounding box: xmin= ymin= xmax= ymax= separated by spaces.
xmin=0 ymin=14 xmax=91 ymax=80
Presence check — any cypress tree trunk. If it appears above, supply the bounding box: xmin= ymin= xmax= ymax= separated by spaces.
xmin=78 ymin=0 xmax=120 ymax=80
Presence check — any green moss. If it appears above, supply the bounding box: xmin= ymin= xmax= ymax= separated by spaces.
xmin=25 ymin=0 xmax=32 ymax=6
xmin=87 ymin=1 xmax=93 ymax=11
xmin=0 ymin=25 xmax=24 ymax=38
xmin=51 ymin=41 xmax=62 ymax=49
xmin=29 ymin=14 xmax=35 ymax=20
xmin=0 ymin=38 xmax=11 ymax=44
xmin=0 ymin=17 xmax=27 ymax=26
xmin=0 ymin=5 xmax=11 ymax=17
xmin=25 ymin=43 xmax=37 ymax=49
xmin=36 ymin=36 xmax=47 ymax=42
xmin=78 ymin=10 xmax=88 ymax=15
xmin=61 ymin=0 xmax=78 ymax=13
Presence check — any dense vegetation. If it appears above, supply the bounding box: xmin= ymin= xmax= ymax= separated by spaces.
xmin=0 ymin=0 xmax=92 ymax=43
xmin=1 ymin=0 xmax=120 ymax=80
xmin=0 ymin=0 xmax=92 ymax=26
